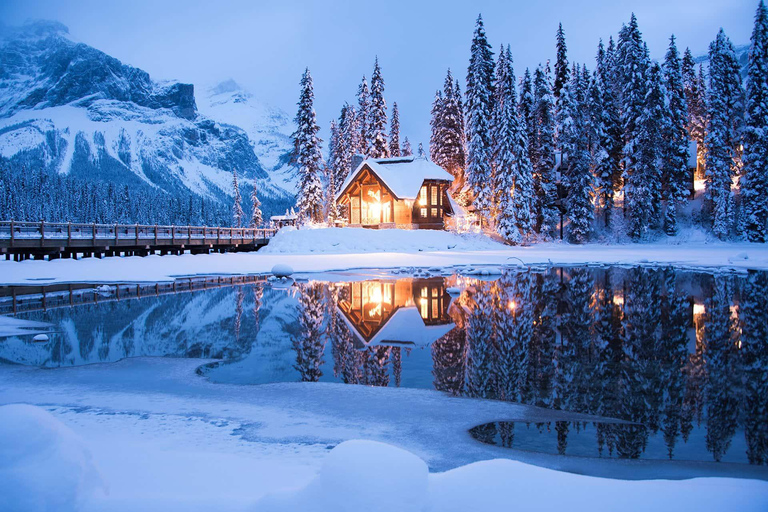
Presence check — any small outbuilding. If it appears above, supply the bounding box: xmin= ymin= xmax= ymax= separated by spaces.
xmin=335 ymin=155 xmax=455 ymax=230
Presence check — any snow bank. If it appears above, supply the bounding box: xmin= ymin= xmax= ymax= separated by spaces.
xmin=0 ymin=404 xmax=104 ymax=512
xmin=252 ymin=440 xmax=428 ymax=512
xmin=252 ymin=441 xmax=768 ymax=512
xmin=261 ymin=227 xmax=505 ymax=254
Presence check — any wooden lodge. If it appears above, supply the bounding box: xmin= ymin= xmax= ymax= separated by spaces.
xmin=336 ymin=277 xmax=455 ymax=349
xmin=335 ymin=156 xmax=456 ymax=230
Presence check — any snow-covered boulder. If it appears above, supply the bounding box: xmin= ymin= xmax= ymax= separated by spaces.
xmin=271 ymin=264 xmax=294 ymax=278
xmin=0 ymin=404 xmax=104 ymax=512
xmin=252 ymin=440 xmax=428 ymax=512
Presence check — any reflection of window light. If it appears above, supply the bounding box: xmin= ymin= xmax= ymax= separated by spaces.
xmin=613 ymin=294 xmax=624 ymax=307
xmin=420 ymin=297 xmax=428 ymax=318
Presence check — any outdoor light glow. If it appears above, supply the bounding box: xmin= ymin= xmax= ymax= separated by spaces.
xmin=693 ymin=303 xmax=706 ymax=316
xmin=508 ymin=300 xmax=516 ymax=311
xmin=694 ymin=179 xmax=706 ymax=192
xmin=613 ymin=294 xmax=624 ymax=306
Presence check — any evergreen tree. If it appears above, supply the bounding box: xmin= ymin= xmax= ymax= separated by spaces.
xmin=430 ymin=90 xmax=444 ymax=163
xmin=357 ymin=76 xmax=371 ymax=155
xmin=519 ymin=68 xmax=536 ymax=164
xmin=293 ymin=282 xmax=326 ymax=382
xmin=368 ymin=58 xmax=389 ymax=158
xmin=532 ymin=64 xmax=559 ymax=238
xmin=562 ymin=64 xmax=594 ymax=243
xmin=337 ymin=103 xmax=358 ymax=183
xmin=705 ymin=29 xmax=745 ymax=239
xmin=617 ymin=14 xmax=653 ymax=239
xmin=292 ymin=68 xmax=325 ymax=223
xmin=249 ymin=182 xmax=262 ymax=228
xmin=662 ymin=35 xmax=691 ymax=236
xmin=741 ymin=0 xmax=768 ymax=242
xmin=434 ymin=70 xmax=467 ymax=183
xmin=232 ymin=170 xmax=243 ymax=228
xmin=417 ymin=142 xmax=427 ymax=158
xmin=390 ymin=101 xmax=401 ymax=157
xmin=325 ymin=119 xmax=341 ymax=222
xmin=492 ymin=46 xmax=533 ymax=244
xmin=465 ymin=14 xmax=495 ymax=216
xmin=402 ymin=136 xmax=413 ymax=156
xmin=554 ymin=23 xmax=570 ymax=99
xmin=682 ymin=48 xmax=708 ymax=165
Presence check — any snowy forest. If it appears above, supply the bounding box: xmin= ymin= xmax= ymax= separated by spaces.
xmin=293 ymin=2 xmax=768 ymax=244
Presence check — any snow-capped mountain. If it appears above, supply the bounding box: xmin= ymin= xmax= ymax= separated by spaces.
xmin=0 ymin=20 xmax=295 ymax=215
xmin=197 ymin=79 xmax=298 ymax=194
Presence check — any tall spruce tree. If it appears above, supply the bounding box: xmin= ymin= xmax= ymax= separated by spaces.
xmin=742 ymin=0 xmax=768 ymax=242
xmin=705 ymin=29 xmax=745 ymax=239
xmin=492 ymin=46 xmax=533 ymax=244
xmin=357 ymin=76 xmax=370 ymax=155
xmin=336 ymin=103 xmax=357 ymax=187
xmin=682 ymin=48 xmax=708 ymax=166
xmin=617 ymin=14 xmax=653 ymax=239
xmin=554 ymin=23 xmax=570 ymax=99
xmin=662 ymin=35 xmax=691 ymax=235
xmin=432 ymin=69 xmax=467 ymax=182
xmin=232 ymin=170 xmax=243 ymax=228
xmin=368 ymin=58 xmax=389 ymax=158
xmin=532 ymin=64 xmax=559 ymax=238
xmin=390 ymin=101 xmax=401 ymax=157
xmin=465 ymin=14 xmax=495 ymax=217
xmin=520 ymin=68 xmax=536 ymax=163
xmin=402 ymin=137 xmax=413 ymax=156
xmin=292 ymin=68 xmax=325 ymax=223
xmin=249 ymin=182 xmax=262 ymax=228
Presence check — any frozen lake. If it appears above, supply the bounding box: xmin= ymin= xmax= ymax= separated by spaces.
xmin=1 ymin=265 xmax=767 ymax=468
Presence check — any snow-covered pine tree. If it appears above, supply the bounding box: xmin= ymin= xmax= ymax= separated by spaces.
xmin=339 ymin=103 xmax=359 ymax=180
xmin=429 ymin=90 xmax=444 ymax=164
xmin=705 ymin=29 xmax=745 ymax=240
xmin=232 ymin=169 xmax=244 ymax=228
xmin=630 ymin=61 xmax=666 ymax=238
xmin=682 ymin=48 xmax=708 ymax=165
xmin=741 ymin=0 xmax=768 ymax=242
xmin=292 ymin=68 xmax=325 ymax=223
xmin=465 ymin=14 xmax=495 ymax=219
xmin=520 ymin=68 xmax=536 ymax=165
xmin=532 ymin=64 xmax=559 ymax=239
xmin=368 ymin=58 xmax=389 ymax=159
xmin=435 ymin=70 xmax=467 ymax=183
xmin=390 ymin=101 xmax=401 ymax=157
xmin=553 ymin=23 xmax=570 ymax=99
xmin=402 ymin=136 xmax=413 ymax=156
xmin=563 ymin=64 xmax=594 ymax=243
xmin=325 ymin=118 xmax=341 ymax=222
xmin=662 ymin=35 xmax=691 ymax=236
xmin=249 ymin=182 xmax=262 ymax=228
xmin=357 ymin=76 xmax=370 ymax=155
xmin=417 ymin=142 xmax=427 ymax=158
xmin=492 ymin=45 xmax=533 ymax=244
xmin=617 ymin=14 xmax=652 ymax=239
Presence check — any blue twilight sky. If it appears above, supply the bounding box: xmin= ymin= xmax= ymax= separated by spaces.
xmin=0 ymin=0 xmax=756 ymax=151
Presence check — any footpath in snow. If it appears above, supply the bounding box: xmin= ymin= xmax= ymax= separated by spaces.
xmin=1 ymin=227 xmax=768 ymax=285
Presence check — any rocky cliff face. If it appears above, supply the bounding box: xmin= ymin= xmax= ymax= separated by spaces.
xmin=0 ymin=20 xmax=295 ymax=217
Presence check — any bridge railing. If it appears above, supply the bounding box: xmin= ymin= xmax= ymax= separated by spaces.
xmin=0 ymin=221 xmax=276 ymax=246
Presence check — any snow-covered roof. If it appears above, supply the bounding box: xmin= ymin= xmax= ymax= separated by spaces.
xmin=335 ymin=156 xmax=454 ymax=201
xmin=271 ymin=214 xmax=297 ymax=221
xmin=338 ymin=305 xmax=455 ymax=348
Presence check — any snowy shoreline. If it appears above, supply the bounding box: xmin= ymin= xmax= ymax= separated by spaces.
xmin=2 ymin=227 xmax=768 ymax=286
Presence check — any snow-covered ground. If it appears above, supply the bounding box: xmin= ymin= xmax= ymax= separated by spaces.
xmin=1 ymin=358 xmax=766 ymax=512
xmin=1 ymin=227 xmax=768 ymax=286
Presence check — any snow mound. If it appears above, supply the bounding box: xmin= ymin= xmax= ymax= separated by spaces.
xmin=252 ymin=440 xmax=428 ymax=512
xmin=261 ymin=227 xmax=505 ymax=254
xmin=0 ymin=404 xmax=104 ymax=512
xmin=253 ymin=441 xmax=768 ymax=512
xmin=271 ymin=264 xmax=294 ymax=277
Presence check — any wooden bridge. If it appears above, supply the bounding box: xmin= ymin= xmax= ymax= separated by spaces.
xmin=0 ymin=221 xmax=277 ymax=261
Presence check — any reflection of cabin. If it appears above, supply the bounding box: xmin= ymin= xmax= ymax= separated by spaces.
xmin=335 ymin=156 xmax=455 ymax=229
xmin=336 ymin=278 xmax=455 ymax=348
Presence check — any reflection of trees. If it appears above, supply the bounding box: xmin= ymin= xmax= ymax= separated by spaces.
xmin=432 ymin=327 xmax=466 ymax=395
xmin=457 ymin=267 xmax=763 ymax=464
xmin=292 ymin=282 xmax=326 ymax=382
xmin=741 ymin=271 xmax=768 ymax=465
xmin=704 ymin=276 xmax=741 ymax=462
